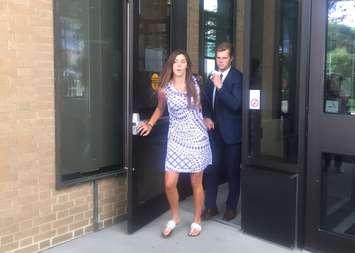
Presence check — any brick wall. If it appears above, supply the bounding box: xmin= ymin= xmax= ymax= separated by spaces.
xmin=187 ymin=0 xmax=200 ymax=74
xmin=0 ymin=1 xmax=127 ymax=253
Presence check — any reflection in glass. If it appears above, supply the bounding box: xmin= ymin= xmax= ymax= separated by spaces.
xmin=321 ymin=153 xmax=355 ymax=237
xmin=205 ymin=27 xmax=217 ymax=41
xmin=56 ymin=0 xmax=123 ymax=182
xmin=205 ymin=41 xmax=216 ymax=58
xmin=249 ymin=0 xmax=299 ymax=162
xmin=204 ymin=58 xmax=216 ymax=77
xmin=324 ymin=0 xmax=355 ymax=115
xmin=201 ymin=0 xmax=234 ymax=79
xmin=133 ymin=0 xmax=171 ymax=201
xmin=134 ymin=0 xmax=170 ymax=113
xmin=204 ymin=0 xmax=218 ymax=12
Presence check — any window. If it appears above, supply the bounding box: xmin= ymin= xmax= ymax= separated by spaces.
xmin=200 ymin=0 xmax=235 ymax=79
xmin=320 ymin=153 xmax=355 ymax=238
xmin=324 ymin=0 xmax=355 ymax=115
xmin=133 ymin=0 xmax=171 ymax=114
xmin=249 ymin=0 xmax=299 ymax=162
xmin=54 ymin=0 xmax=124 ymax=186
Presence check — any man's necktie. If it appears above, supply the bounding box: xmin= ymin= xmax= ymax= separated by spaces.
xmin=212 ymin=73 xmax=223 ymax=110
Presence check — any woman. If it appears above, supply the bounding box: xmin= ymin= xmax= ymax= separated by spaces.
xmin=137 ymin=50 xmax=212 ymax=237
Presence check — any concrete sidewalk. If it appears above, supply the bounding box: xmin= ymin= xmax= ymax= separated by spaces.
xmin=44 ymin=197 xmax=311 ymax=253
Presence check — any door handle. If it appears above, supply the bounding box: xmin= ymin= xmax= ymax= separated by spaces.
xmin=124 ymin=167 xmax=135 ymax=172
xmin=132 ymin=113 xmax=141 ymax=135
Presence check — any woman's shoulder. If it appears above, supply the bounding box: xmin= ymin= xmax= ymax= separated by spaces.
xmin=160 ymin=82 xmax=173 ymax=93
xmin=157 ymin=86 xmax=167 ymax=94
xmin=156 ymin=87 xmax=167 ymax=102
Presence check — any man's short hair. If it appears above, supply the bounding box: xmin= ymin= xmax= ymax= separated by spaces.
xmin=216 ymin=42 xmax=234 ymax=57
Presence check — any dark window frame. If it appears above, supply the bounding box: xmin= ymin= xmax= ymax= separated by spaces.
xmin=199 ymin=0 xmax=236 ymax=81
xmin=53 ymin=0 xmax=125 ymax=188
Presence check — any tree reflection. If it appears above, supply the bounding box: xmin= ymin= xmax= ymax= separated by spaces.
xmin=325 ymin=0 xmax=355 ymax=114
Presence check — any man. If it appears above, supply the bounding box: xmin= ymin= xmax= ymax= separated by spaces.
xmin=202 ymin=42 xmax=243 ymax=221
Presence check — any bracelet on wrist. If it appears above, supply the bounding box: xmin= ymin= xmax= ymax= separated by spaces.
xmin=147 ymin=122 xmax=153 ymax=128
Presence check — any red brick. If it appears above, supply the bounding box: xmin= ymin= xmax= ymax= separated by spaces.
xmin=1 ymin=234 xmax=14 ymax=245
xmin=39 ymin=240 xmax=50 ymax=250
xmin=51 ymin=232 xmax=72 ymax=245
xmin=33 ymin=230 xmax=55 ymax=243
xmin=19 ymin=237 xmax=33 ymax=247
xmin=0 ymin=242 xmax=19 ymax=252
xmin=13 ymin=244 xmax=39 ymax=253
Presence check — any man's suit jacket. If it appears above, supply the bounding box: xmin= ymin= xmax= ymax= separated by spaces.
xmin=202 ymin=67 xmax=243 ymax=144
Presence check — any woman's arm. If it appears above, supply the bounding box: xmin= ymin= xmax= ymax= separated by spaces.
xmin=137 ymin=89 xmax=166 ymax=136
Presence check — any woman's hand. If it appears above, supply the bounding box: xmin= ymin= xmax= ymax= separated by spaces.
xmin=203 ymin=118 xmax=214 ymax=130
xmin=137 ymin=121 xmax=153 ymax=136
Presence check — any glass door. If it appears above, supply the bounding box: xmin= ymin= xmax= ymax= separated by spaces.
xmin=126 ymin=0 xmax=187 ymax=234
xmin=305 ymin=1 xmax=355 ymax=252
xmin=246 ymin=0 xmax=300 ymax=166
xmin=241 ymin=0 xmax=304 ymax=247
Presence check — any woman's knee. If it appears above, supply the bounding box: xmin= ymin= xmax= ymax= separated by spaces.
xmin=164 ymin=172 xmax=178 ymax=191
xmin=165 ymin=177 xmax=177 ymax=191
xmin=190 ymin=173 xmax=203 ymax=189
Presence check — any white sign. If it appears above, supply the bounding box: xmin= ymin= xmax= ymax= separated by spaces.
xmin=325 ymin=100 xmax=339 ymax=113
xmin=281 ymin=100 xmax=288 ymax=113
xmin=249 ymin=90 xmax=260 ymax=110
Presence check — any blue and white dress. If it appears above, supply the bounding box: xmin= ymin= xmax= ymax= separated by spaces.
xmin=164 ymin=80 xmax=212 ymax=173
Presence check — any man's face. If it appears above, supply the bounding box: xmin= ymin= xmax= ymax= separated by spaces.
xmin=216 ymin=50 xmax=233 ymax=72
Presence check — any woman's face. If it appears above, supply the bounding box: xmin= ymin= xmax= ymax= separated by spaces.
xmin=173 ymin=54 xmax=188 ymax=78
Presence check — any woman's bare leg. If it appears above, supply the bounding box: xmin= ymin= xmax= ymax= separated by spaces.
xmin=164 ymin=171 xmax=180 ymax=225
xmin=190 ymin=171 xmax=204 ymax=225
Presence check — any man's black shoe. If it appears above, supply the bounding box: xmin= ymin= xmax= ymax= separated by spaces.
xmin=223 ymin=209 xmax=237 ymax=221
xmin=201 ymin=208 xmax=218 ymax=220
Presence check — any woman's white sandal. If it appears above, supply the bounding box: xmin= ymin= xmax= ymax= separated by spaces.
xmin=188 ymin=222 xmax=202 ymax=237
xmin=161 ymin=220 xmax=177 ymax=238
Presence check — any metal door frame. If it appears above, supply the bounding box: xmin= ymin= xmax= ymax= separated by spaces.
xmin=305 ymin=0 xmax=355 ymax=252
xmin=242 ymin=0 xmax=310 ymax=247
xmin=124 ymin=0 xmax=188 ymax=233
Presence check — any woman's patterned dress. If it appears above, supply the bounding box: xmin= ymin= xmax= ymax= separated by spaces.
xmin=164 ymin=80 xmax=212 ymax=173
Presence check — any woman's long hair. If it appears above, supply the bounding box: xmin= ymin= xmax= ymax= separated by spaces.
xmin=159 ymin=49 xmax=199 ymax=107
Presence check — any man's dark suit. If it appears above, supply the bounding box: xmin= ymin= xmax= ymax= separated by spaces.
xmin=202 ymin=67 xmax=243 ymax=211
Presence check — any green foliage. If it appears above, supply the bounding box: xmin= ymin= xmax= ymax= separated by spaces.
xmin=327 ymin=23 xmax=355 ymax=52
xmin=326 ymin=22 xmax=355 ymax=98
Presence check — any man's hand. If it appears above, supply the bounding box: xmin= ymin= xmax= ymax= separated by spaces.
xmin=210 ymin=72 xmax=222 ymax=89
xmin=203 ymin=118 xmax=215 ymax=130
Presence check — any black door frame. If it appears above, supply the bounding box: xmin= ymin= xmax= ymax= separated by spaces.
xmin=123 ymin=0 xmax=134 ymax=233
xmin=124 ymin=0 xmax=188 ymax=234
xmin=242 ymin=0 xmax=308 ymax=174
xmin=305 ymin=0 xmax=355 ymax=252
xmin=242 ymin=0 xmax=309 ymax=247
